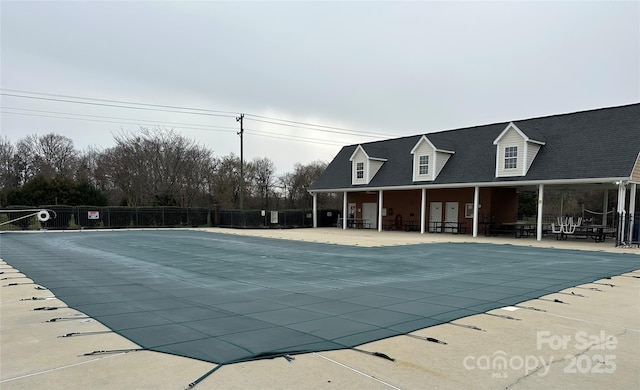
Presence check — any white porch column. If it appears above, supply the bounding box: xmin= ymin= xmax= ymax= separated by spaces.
xmin=627 ymin=183 xmax=636 ymax=241
xmin=472 ymin=186 xmax=480 ymax=237
xmin=312 ymin=193 xmax=318 ymax=228
xmin=342 ymin=191 xmax=347 ymax=230
xmin=420 ymin=188 xmax=426 ymax=234
xmin=378 ymin=190 xmax=383 ymax=232
xmin=602 ymin=190 xmax=608 ymax=226
xmin=536 ymin=184 xmax=544 ymax=241
xmin=618 ymin=182 xmax=627 ymax=243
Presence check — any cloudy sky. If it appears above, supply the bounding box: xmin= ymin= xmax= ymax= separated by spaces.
xmin=1 ymin=1 xmax=638 ymax=174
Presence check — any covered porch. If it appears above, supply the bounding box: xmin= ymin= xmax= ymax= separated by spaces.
xmin=311 ymin=180 xmax=640 ymax=247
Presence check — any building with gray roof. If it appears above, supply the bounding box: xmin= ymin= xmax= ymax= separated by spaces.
xmin=310 ymin=103 xmax=640 ymax=244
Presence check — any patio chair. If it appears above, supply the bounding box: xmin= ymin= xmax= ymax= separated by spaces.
xmin=564 ymin=222 xmax=577 ymax=235
xmin=551 ymin=222 xmax=565 ymax=240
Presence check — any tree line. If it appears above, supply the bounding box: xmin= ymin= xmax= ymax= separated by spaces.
xmin=0 ymin=127 xmax=339 ymax=210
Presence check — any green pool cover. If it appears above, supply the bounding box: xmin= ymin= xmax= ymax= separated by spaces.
xmin=1 ymin=230 xmax=638 ymax=364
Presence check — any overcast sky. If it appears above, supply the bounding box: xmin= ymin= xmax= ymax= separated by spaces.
xmin=1 ymin=1 xmax=638 ymax=174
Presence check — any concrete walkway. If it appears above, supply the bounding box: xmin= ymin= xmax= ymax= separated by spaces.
xmin=1 ymin=228 xmax=638 ymax=389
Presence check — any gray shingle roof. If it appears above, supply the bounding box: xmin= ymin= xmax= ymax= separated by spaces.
xmin=311 ymin=103 xmax=640 ymax=191
xmin=512 ymin=122 xmax=545 ymax=144
xmin=360 ymin=145 xmax=389 ymax=160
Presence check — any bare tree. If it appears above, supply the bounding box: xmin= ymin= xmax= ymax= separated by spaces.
xmin=211 ymin=154 xmax=242 ymax=208
xmin=290 ymin=161 xmax=327 ymax=208
xmin=76 ymin=146 xmax=102 ymax=185
xmin=276 ymin=172 xmax=295 ymax=209
xmin=15 ymin=133 xmax=78 ymax=183
xmin=0 ymin=136 xmax=19 ymax=205
xmin=248 ymin=157 xmax=275 ymax=209
xmin=98 ymin=127 xmax=215 ymax=207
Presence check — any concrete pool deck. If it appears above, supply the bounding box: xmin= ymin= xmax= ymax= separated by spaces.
xmin=1 ymin=227 xmax=639 ymax=389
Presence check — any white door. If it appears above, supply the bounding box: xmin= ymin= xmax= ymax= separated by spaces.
xmin=429 ymin=202 xmax=442 ymax=232
xmin=445 ymin=202 xmax=459 ymax=233
xmin=362 ymin=202 xmax=377 ymax=229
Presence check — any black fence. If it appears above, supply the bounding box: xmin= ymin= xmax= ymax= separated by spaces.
xmin=0 ymin=206 xmax=340 ymax=231
xmin=217 ymin=209 xmax=339 ymax=229
xmin=616 ymin=213 xmax=640 ymax=247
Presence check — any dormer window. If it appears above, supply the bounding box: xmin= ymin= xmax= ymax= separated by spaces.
xmin=410 ymin=135 xmax=454 ymax=182
xmin=349 ymin=144 xmax=387 ymax=185
xmin=419 ymin=155 xmax=429 ymax=175
xmin=504 ymin=146 xmax=518 ymax=169
xmin=356 ymin=162 xmax=364 ymax=179
xmin=494 ymin=123 xmax=545 ymax=177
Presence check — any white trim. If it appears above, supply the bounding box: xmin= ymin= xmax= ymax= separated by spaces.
xmin=349 ymin=144 xmax=388 ymax=162
xmin=503 ymin=145 xmax=519 ymax=170
xmin=433 ymin=152 xmax=438 ymax=178
xmin=378 ymin=190 xmax=383 ymax=232
xmin=410 ymin=135 xmax=455 ymax=155
xmin=350 ymin=145 xmax=387 ymax=185
xmin=411 ymin=137 xmax=453 ymax=182
xmin=632 ymin=151 xmax=640 ymax=181
xmin=522 ymin=142 xmax=528 ymax=176
xmin=493 ymin=122 xmax=545 ymax=145
xmin=355 ymin=161 xmax=365 ymax=179
xmin=418 ymin=155 xmax=429 ymax=175
xmin=312 ymin=193 xmax=317 ymax=228
xmin=309 ymin=176 xmax=632 ymax=194
xmin=494 ymin=146 xmax=499 ymax=177
xmin=537 ymin=184 xmax=544 ymax=241
xmin=342 ymin=192 xmax=347 ymax=229
xmin=472 ymin=186 xmax=479 ymax=238
xmin=409 ymin=136 xmax=431 ymax=154
xmin=349 ymin=145 xmax=368 ymax=161
xmin=420 ymin=188 xmax=426 ymax=234
xmin=617 ymin=182 xmax=627 ymax=242
xmin=627 ymin=183 xmax=636 ymax=241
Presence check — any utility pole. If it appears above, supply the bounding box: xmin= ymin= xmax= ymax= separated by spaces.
xmin=236 ymin=114 xmax=244 ymax=210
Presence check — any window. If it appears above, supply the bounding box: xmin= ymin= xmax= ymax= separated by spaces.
xmin=504 ymin=146 xmax=518 ymax=169
xmin=419 ymin=155 xmax=429 ymax=175
xmin=356 ymin=162 xmax=364 ymax=179
xmin=465 ymin=203 xmax=474 ymax=218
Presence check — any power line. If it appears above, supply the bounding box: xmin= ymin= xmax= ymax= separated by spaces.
xmin=0 ymin=93 xmax=237 ymax=119
xmin=245 ymin=117 xmax=389 ymax=139
xmin=1 ymin=106 xmax=238 ymax=131
xmin=0 ymin=88 xmax=237 ymax=116
xmin=0 ymin=111 xmax=237 ymax=134
xmin=244 ymin=113 xmax=396 ymax=138
xmin=244 ymin=129 xmax=346 ymax=146
xmin=0 ymin=88 xmax=396 ymax=138
xmin=1 ymin=110 xmax=348 ymax=147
